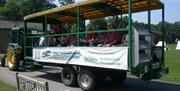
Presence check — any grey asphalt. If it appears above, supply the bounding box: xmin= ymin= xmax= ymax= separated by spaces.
xmin=0 ymin=66 xmax=180 ymax=91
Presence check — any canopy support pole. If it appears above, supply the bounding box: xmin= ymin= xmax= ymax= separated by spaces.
xmin=148 ymin=0 xmax=151 ymax=32
xmin=77 ymin=7 xmax=80 ymax=46
xmin=24 ymin=21 xmax=27 ymax=59
xmin=120 ymin=6 xmax=123 ymax=28
xmin=162 ymin=5 xmax=165 ymax=67
xmin=43 ymin=16 xmax=48 ymax=46
xmin=128 ymin=0 xmax=132 ymax=71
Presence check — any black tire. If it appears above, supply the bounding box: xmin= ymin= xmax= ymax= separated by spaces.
xmin=110 ymin=71 xmax=127 ymax=84
xmin=78 ymin=69 xmax=97 ymax=91
xmin=0 ymin=55 xmax=6 ymax=67
xmin=61 ymin=66 xmax=77 ymax=86
xmin=7 ymin=49 xmax=21 ymax=71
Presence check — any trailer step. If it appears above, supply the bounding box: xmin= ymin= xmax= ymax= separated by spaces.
xmin=24 ymin=56 xmax=32 ymax=60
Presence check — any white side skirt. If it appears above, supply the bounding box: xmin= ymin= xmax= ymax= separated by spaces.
xmin=33 ymin=47 xmax=128 ymax=70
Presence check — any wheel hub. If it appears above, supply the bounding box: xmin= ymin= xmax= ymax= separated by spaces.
xmin=64 ymin=72 xmax=71 ymax=81
xmin=81 ymin=74 xmax=90 ymax=87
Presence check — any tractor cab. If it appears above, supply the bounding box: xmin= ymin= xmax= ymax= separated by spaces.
xmin=9 ymin=27 xmax=24 ymax=46
xmin=6 ymin=27 xmax=42 ymax=71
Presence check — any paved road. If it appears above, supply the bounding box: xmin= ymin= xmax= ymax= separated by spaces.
xmin=0 ymin=66 xmax=180 ymax=91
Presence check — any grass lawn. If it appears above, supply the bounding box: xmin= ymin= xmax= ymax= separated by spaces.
xmin=160 ymin=44 xmax=180 ymax=83
xmin=0 ymin=81 xmax=16 ymax=91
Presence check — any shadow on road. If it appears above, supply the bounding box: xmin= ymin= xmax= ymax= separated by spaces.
xmin=37 ymin=72 xmax=62 ymax=83
xmin=95 ymin=78 xmax=180 ymax=91
xmin=35 ymin=71 xmax=180 ymax=91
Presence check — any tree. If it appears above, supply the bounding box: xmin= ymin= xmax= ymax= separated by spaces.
xmin=0 ymin=0 xmax=21 ymax=20
xmin=168 ymin=21 xmax=180 ymax=43
xmin=20 ymin=0 xmax=56 ymax=18
xmin=0 ymin=0 xmax=6 ymax=7
xmin=0 ymin=0 xmax=56 ymax=20
xmin=87 ymin=18 xmax=107 ymax=31
xmin=107 ymin=16 xmax=129 ymax=29
xmin=156 ymin=21 xmax=172 ymax=43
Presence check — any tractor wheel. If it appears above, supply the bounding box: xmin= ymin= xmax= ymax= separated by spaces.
xmin=7 ymin=49 xmax=21 ymax=71
xmin=0 ymin=55 xmax=6 ymax=67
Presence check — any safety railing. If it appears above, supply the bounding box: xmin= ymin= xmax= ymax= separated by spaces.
xmin=16 ymin=73 xmax=49 ymax=91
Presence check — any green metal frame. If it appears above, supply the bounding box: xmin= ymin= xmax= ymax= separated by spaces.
xmin=24 ymin=21 xmax=27 ymax=59
xmin=162 ymin=5 xmax=165 ymax=67
xmin=24 ymin=28 xmax=128 ymax=38
xmin=128 ymin=0 xmax=132 ymax=71
xmin=44 ymin=16 xmax=48 ymax=47
xmin=23 ymin=0 xmax=166 ymax=73
xmin=77 ymin=7 xmax=80 ymax=46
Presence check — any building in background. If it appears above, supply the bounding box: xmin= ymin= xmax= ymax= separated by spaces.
xmin=0 ymin=21 xmax=23 ymax=53
xmin=0 ymin=20 xmax=43 ymax=53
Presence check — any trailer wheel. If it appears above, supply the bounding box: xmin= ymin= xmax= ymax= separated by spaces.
xmin=78 ymin=69 xmax=96 ymax=91
xmin=110 ymin=71 xmax=127 ymax=84
xmin=61 ymin=66 xmax=77 ymax=86
xmin=0 ymin=55 xmax=6 ymax=67
xmin=7 ymin=49 xmax=20 ymax=71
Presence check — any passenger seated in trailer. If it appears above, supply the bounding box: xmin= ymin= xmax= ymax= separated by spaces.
xmin=103 ymin=32 xmax=119 ymax=47
xmin=96 ymin=33 xmax=105 ymax=46
xmin=67 ymin=35 xmax=77 ymax=46
xmin=49 ymin=24 xmax=67 ymax=46
xmin=97 ymin=23 xmax=120 ymax=47
xmin=50 ymin=25 xmax=62 ymax=34
xmin=84 ymin=33 xmax=96 ymax=46
xmin=49 ymin=37 xmax=57 ymax=46
xmin=79 ymin=34 xmax=87 ymax=46
xmin=57 ymin=36 xmax=67 ymax=46
xmin=95 ymin=26 xmax=105 ymax=47
xmin=80 ymin=25 xmax=96 ymax=46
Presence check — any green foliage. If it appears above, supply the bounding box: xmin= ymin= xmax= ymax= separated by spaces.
xmin=0 ymin=0 xmax=56 ymax=20
xmin=156 ymin=21 xmax=180 ymax=43
xmin=0 ymin=0 xmax=6 ymax=7
xmin=107 ymin=16 xmax=129 ymax=29
xmin=133 ymin=21 xmax=180 ymax=43
xmin=20 ymin=0 xmax=56 ymax=17
xmin=86 ymin=16 xmax=129 ymax=31
xmin=169 ymin=21 xmax=180 ymax=39
xmin=0 ymin=0 xmax=21 ymax=20
xmin=87 ymin=18 xmax=107 ymax=31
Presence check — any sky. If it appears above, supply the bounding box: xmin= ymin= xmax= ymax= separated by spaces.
xmin=56 ymin=0 xmax=180 ymax=24
xmin=132 ymin=0 xmax=180 ymax=24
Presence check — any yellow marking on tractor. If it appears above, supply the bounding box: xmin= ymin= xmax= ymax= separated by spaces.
xmin=7 ymin=49 xmax=15 ymax=68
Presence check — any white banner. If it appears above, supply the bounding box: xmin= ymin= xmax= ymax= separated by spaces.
xmin=33 ymin=47 xmax=128 ymax=70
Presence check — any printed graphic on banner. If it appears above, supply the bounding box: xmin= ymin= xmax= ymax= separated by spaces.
xmin=33 ymin=47 xmax=128 ymax=70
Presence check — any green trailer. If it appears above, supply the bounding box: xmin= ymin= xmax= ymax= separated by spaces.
xmin=1 ymin=0 xmax=168 ymax=91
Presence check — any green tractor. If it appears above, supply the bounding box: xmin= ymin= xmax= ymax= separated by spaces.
xmin=0 ymin=27 xmax=24 ymax=71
